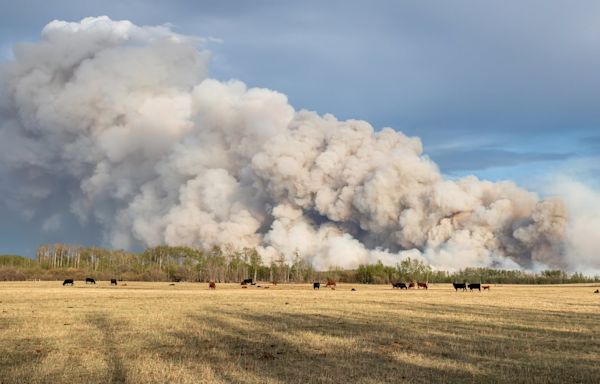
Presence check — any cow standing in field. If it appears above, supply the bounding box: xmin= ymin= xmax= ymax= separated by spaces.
xmin=110 ymin=279 xmax=118 ymax=286
xmin=325 ymin=280 xmax=336 ymax=288
xmin=417 ymin=282 xmax=428 ymax=290
xmin=313 ymin=282 xmax=321 ymax=290
xmin=482 ymin=285 xmax=490 ymax=291
xmin=62 ymin=279 xmax=74 ymax=286
xmin=392 ymin=282 xmax=408 ymax=289
xmin=468 ymin=283 xmax=481 ymax=291
xmin=208 ymin=281 xmax=216 ymax=289
xmin=408 ymin=282 xmax=416 ymax=289
xmin=85 ymin=278 xmax=96 ymax=284
xmin=453 ymin=282 xmax=467 ymax=291
xmin=241 ymin=278 xmax=253 ymax=285
xmin=594 ymin=289 xmax=599 ymax=294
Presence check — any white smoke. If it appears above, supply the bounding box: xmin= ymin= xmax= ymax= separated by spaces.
xmin=548 ymin=176 xmax=600 ymax=275
xmin=1 ymin=16 xmax=593 ymax=271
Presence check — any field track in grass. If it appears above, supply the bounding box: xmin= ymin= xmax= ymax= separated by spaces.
xmin=0 ymin=281 xmax=599 ymax=384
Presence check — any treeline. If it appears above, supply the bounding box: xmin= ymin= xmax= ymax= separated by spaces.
xmin=356 ymin=259 xmax=598 ymax=285
xmin=0 ymin=244 xmax=598 ymax=284
xmin=28 ymin=244 xmax=316 ymax=283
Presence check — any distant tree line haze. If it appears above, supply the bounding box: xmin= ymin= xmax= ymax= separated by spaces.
xmin=0 ymin=244 xmax=597 ymax=284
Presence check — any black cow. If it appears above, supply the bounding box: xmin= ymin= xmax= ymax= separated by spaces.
xmin=453 ymin=282 xmax=467 ymax=291
xmin=468 ymin=283 xmax=481 ymax=291
xmin=313 ymin=282 xmax=320 ymax=290
xmin=85 ymin=277 xmax=96 ymax=284
xmin=594 ymin=289 xmax=599 ymax=293
xmin=110 ymin=279 xmax=118 ymax=286
xmin=241 ymin=278 xmax=253 ymax=285
xmin=62 ymin=279 xmax=74 ymax=286
xmin=392 ymin=282 xmax=408 ymax=289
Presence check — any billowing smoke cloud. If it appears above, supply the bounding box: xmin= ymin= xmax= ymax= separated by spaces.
xmin=0 ymin=16 xmax=590 ymax=271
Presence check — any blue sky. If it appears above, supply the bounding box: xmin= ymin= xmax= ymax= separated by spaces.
xmin=1 ymin=0 xmax=600 ymax=256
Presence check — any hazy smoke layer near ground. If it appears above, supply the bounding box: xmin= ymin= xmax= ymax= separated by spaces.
xmin=1 ymin=16 xmax=595 ymax=272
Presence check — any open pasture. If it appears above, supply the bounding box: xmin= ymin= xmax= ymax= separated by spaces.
xmin=0 ymin=282 xmax=598 ymax=384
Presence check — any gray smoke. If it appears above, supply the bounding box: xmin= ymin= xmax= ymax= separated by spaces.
xmin=1 ymin=17 xmax=595 ymax=272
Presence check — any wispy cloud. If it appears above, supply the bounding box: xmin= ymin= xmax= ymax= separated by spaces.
xmin=430 ymin=147 xmax=572 ymax=173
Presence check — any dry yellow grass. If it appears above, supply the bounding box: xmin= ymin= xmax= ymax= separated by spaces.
xmin=0 ymin=281 xmax=598 ymax=384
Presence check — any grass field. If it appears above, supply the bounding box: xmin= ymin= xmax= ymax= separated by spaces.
xmin=0 ymin=282 xmax=598 ymax=384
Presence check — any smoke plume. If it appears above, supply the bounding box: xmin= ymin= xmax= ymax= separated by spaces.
xmin=1 ymin=16 xmax=593 ymax=271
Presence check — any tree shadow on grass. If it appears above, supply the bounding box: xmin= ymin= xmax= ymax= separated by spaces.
xmin=88 ymin=313 xmax=127 ymax=384
xmin=146 ymin=310 xmax=484 ymax=384
xmin=0 ymin=336 xmax=50 ymax=384
xmin=143 ymin=303 xmax=600 ymax=384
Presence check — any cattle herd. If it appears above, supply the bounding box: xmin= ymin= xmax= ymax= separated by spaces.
xmin=61 ymin=277 xmax=483 ymax=291
xmin=59 ymin=279 xmax=599 ymax=294
xmin=451 ymin=282 xmax=490 ymax=291
xmin=62 ymin=278 xmax=115 ymax=286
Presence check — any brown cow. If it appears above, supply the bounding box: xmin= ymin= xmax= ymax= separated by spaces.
xmin=417 ymin=282 xmax=428 ymax=290
xmin=482 ymin=285 xmax=490 ymax=290
xmin=408 ymin=282 xmax=416 ymax=289
xmin=208 ymin=281 xmax=216 ymax=289
xmin=325 ymin=280 xmax=336 ymax=288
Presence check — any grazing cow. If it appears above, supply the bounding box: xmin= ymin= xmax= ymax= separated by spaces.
xmin=85 ymin=278 xmax=96 ymax=284
xmin=408 ymin=282 xmax=416 ymax=289
xmin=452 ymin=282 xmax=467 ymax=291
xmin=417 ymin=282 xmax=428 ymax=290
xmin=313 ymin=282 xmax=320 ymax=290
xmin=208 ymin=281 xmax=216 ymax=289
xmin=241 ymin=278 xmax=253 ymax=285
xmin=468 ymin=283 xmax=481 ymax=291
xmin=62 ymin=279 xmax=74 ymax=286
xmin=482 ymin=285 xmax=490 ymax=290
xmin=325 ymin=280 xmax=336 ymax=288
xmin=110 ymin=279 xmax=117 ymax=286
xmin=392 ymin=282 xmax=408 ymax=290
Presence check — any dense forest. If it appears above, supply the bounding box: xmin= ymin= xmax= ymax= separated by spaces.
xmin=0 ymin=243 xmax=598 ymax=284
